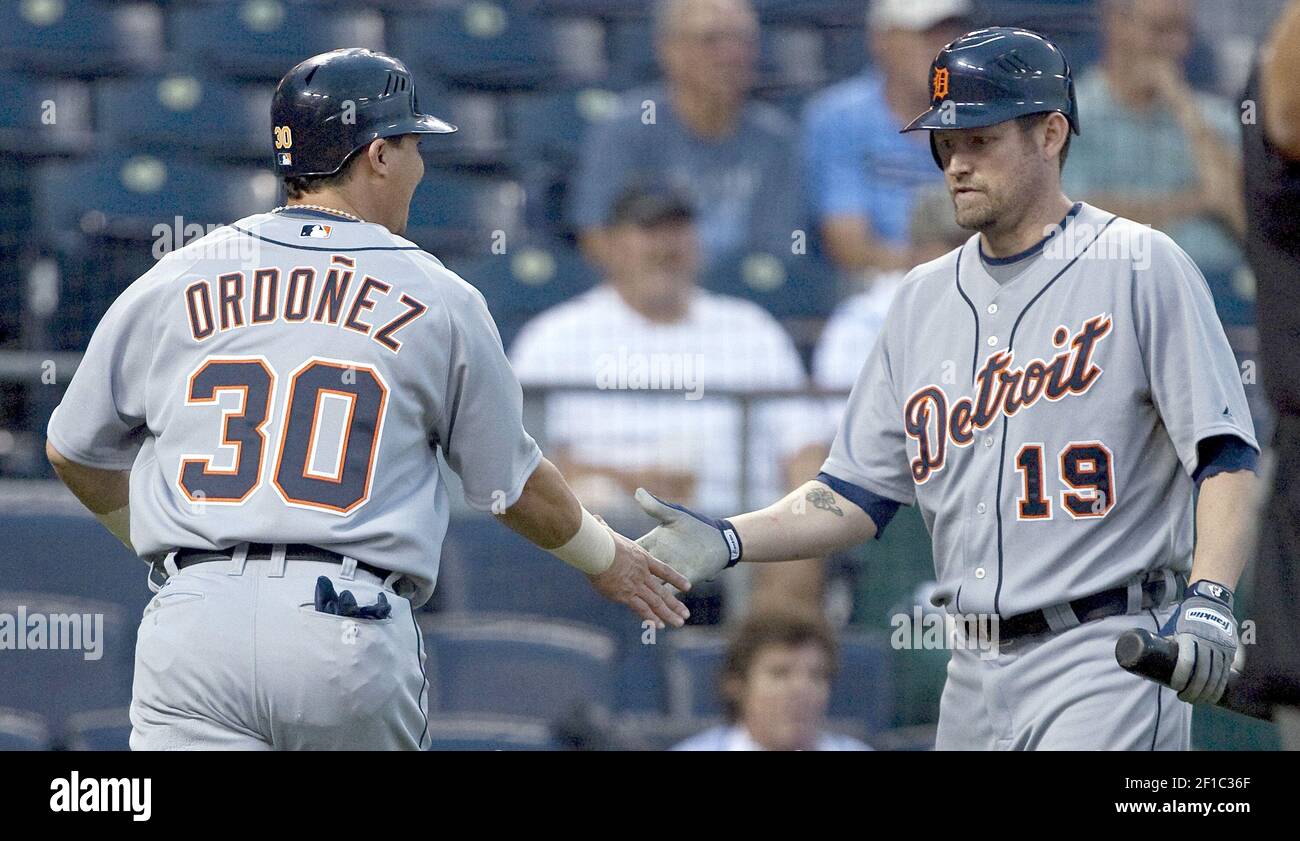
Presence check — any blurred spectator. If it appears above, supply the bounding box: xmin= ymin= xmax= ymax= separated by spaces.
xmin=1063 ymin=0 xmax=1246 ymax=276
xmin=801 ymin=0 xmax=970 ymax=277
xmin=510 ymin=183 xmax=828 ymax=521
xmin=813 ymin=187 xmax=969 ymax=399
xmin=672 ymin=611 xmax=870 ymax=751
xmin=1240 ymin=0 xmax=1300 ymax=747
xmin=569 ymin=0 xmax=804 ymax=272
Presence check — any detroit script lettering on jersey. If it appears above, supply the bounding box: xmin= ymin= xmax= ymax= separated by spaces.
xmin=906 ymin=314 xmax=1112 ymax=483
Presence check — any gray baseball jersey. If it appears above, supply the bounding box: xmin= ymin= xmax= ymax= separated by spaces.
xmin=822 ymin=202 xmax=1256 ymax=618
xmin=47 ymin=208 xmax=542 ymax=606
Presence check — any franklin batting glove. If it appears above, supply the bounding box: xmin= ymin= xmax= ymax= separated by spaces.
xmin=1160 ymin=579 xmax=1237 ymax=704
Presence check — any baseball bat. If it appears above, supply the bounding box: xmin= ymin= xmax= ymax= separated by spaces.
xmin=1114 ymin=629 xmax=1274 ymax=721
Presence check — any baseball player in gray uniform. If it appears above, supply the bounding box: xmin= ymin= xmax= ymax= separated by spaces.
xmin=635 ymin=28 xmax=1259 ymax=750
xmin=44 ymin=48 xmax=689 ymax=750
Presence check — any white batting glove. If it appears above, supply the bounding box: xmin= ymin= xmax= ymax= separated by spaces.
xmin=633 ymin=488 xmax=742 ymax=590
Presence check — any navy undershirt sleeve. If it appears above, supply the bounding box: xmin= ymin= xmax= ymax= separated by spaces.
xmin=1193 ymin=435 xmax=1258 ymax=487
xmin=815 ymin=472 xmax=904 ymax=539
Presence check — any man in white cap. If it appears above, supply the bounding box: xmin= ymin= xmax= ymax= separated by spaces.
xmin=802 ymin=0 xmax=972 ymax=277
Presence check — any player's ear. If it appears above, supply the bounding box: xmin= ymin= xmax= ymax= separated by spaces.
xmin=363 ymin=137 xmax=391 ymax=176
xmin=1040 ymin=112 xmax=1069 ymax=164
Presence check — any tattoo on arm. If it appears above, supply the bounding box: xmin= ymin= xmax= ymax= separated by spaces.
xmin=806 ymin=487 xmax=844 ymax=517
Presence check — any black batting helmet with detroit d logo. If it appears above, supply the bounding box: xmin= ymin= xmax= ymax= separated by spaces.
xmin=270 ymin=48 xmax=457 ymax=178
xmin=901 ymin=27 xmax=1080 ymax=168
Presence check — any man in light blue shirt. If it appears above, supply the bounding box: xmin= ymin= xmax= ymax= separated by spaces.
xmin=801 ymin=0 xmax=971 ymax=276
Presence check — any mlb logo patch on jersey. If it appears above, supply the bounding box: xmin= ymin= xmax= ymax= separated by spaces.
xmin=278 ymin=152 xmax=293 ymax=166
xmin=301 ymin=224 xmax=332 ymax=239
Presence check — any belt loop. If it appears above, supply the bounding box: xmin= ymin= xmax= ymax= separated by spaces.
xmin=268 ymin=543 xmax=287 ymax=578
xmin=147 ymin=551 xmax=178 ymax=594
xmin=1126 ymin=573 xmax=1143 ymax=615
xmin=340 ymin=556 xmax=358 ymax=581
xmin=1162 ymin=569 xmax=1178 ymax=607
xmin=1042 ymin=603 xmax=1081 ymax=633
xmin=229 ymin=542 xmax=250 ymax=576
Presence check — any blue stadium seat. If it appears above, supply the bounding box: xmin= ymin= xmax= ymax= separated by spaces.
xmin=531 ymin=0 xmax=647 ymax=19
xmin=423 ymin=714 xmax=558 ymax=751
xmin=33 ymin=153 xmax=272 ymax=240
xmin=421 ymin=614 xmax=616 ymax=719
xmin=0 ymin=591 xmax=136 ymax=732
xmin=753 ymin=0 xmax=867 ymax=27
xmin=505 ymin=87 xmax=622 ymax=168
xmin=0 ymin=0 xmax=161 ymax=76
xmin=65 ymin=708 xmax=132 ymax=751
xmin=97 ymin=73 xmax=271 ymax=161
xmin=0 ymin=70 xmax=94 ymax=157
xmin=0 ymin=708 xmax=51 ymax=750
xmin=605 ymin=20 xmax=659 ymax=88
xmin=434 ymin=514 xmax=671 ymax=714
xmin=665 ymin=627 xmax=726 ymax=718
xmin=701 ymin=249 xmax=838 ymax=321
xmin=443 ymin=239 xmax=598 ymax=349
xmin=828 ymin=632 xmax=893 ymax=734
xmin=405 ymin=171 xmax=526 ymax=255
xmin=0 ymin=507 xmax=151 ymax=615
xmin=388 ymin=5 xmax=564 ymax=90
xmin=614 ymin=714 xmax=718 ymax=751
xmin=417 ymin=86 xmax=510 ymax=167
xmin=170 ymin=1 xmax=385 ymax=81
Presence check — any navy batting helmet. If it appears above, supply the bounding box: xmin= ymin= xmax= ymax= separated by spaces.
xmin=901 ymin=27 xmax=1080 ymax=168
xmin=271 ymin=48 xmax=457 ymax=178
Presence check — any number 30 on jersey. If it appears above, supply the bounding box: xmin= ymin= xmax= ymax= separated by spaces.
xmin=176 ymin=355 xmax=388 ymax=515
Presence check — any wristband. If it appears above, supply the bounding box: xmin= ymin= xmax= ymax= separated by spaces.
xmin=549 ymin=507 xmax=616 ymax=575
xmin=1185 ymin=579 xmax=1234 ymax=610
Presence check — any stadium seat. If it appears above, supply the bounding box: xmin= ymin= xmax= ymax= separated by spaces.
xmin=33 ymin=153 xmax=274 ymax=241
xmin=505 ymin=86 xmax=622 ymax=169
xmin=828 ymin=632 xmax=894 ymax=734
xmin=665 ymin=626 xmax=726 ymax=718
xmin=0 ymin=0 xmax=161 ymax=76
xmin=614 ymin=713 xmax=722 ymax=751
xmin=420 ymin=613 xmax=617 ymax=719
xmin=388 ymin=5 xmax=566 ymax=90
xmin=0 ymin=70 xmax=94 ymax=157
xmin=701 ymin=249 xmax=839 ymax=321
xmin=0 ymin=591 xmax=136 ymax=732
xmin=753 ymin=0 xmax=867 ymax=27
xmin=434 ymin=513 xmax=672 ymax=714
xmin=0 ymin=708 xmax=51 ymax=750
xmin=423 ymin=714 xmax=558 ymax=751
xmin=64 ymin=708 xmax=133 ymax=751
xmin=0 ymin=506 xmax=152 ymax=615
xmin=530 ymin=0 xmax=647 ymax=19
xmin=443 ymin=239 xmax=598 ymax=349
xmin=170 ymin=1 xmax=385 ymax=81
xmin=605 ymin=20 xmax=659 ymax=88
xmin=96 ymin=73 xmax=271 ymax=161
xmin=418 ymin=86 xmax=510 ymax=167
xmin=435 ymin=515 xmax=631 ymax=632
xmin=405 ymin=170 xmax=526 ymax=255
